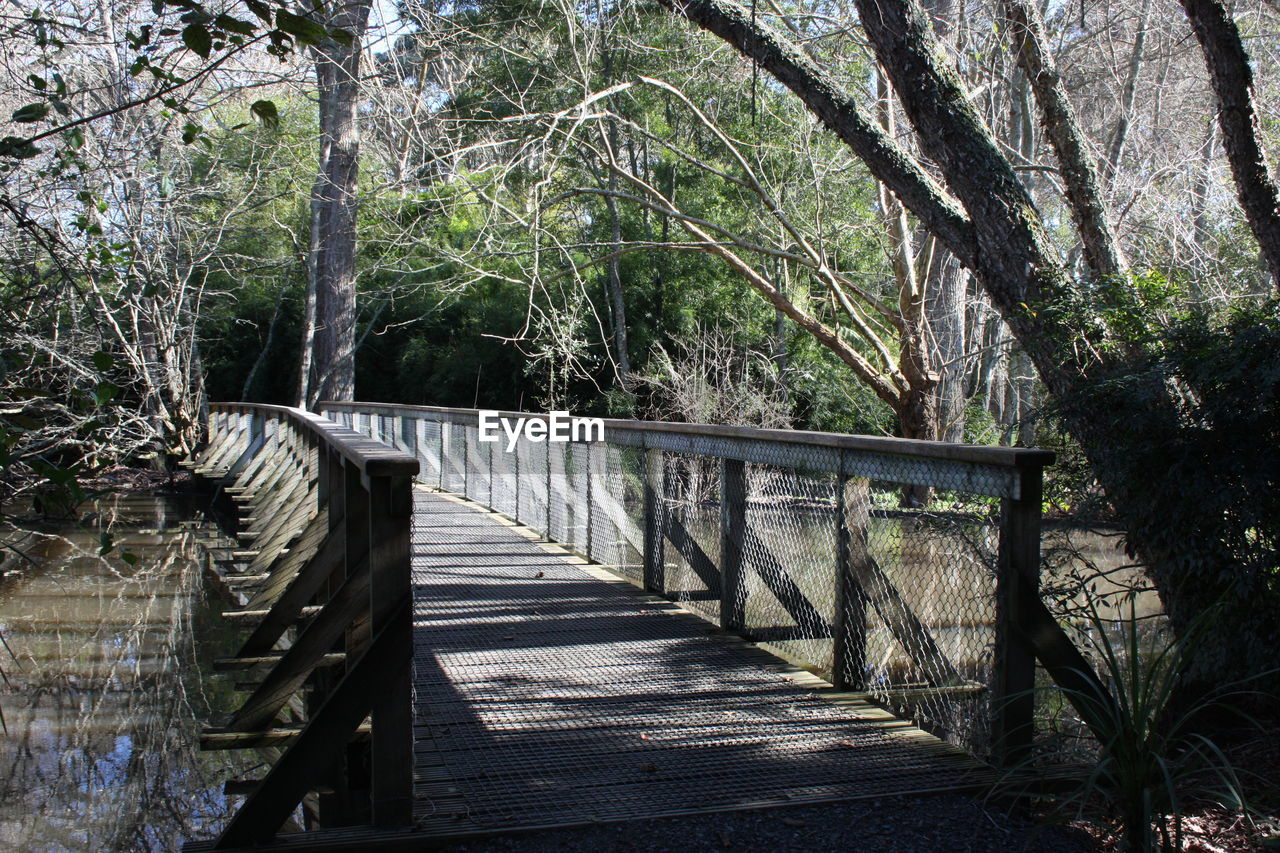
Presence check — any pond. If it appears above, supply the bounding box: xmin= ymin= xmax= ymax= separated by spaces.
xmin=0 ymin=493 xmax=256 ymax=852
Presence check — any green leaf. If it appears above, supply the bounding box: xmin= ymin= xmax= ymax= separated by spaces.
xmin=214 ymin=13 xmax=255 ymax=36
xmin=121 ymin=552 xmax=139 ymax=566
xmin=181 ymin=122 xmax=201 ymax=145
xmin=182 ymin=22 xmax=212 ymax=58
xmin=328 ymin=27 xmax=353 ymax=46
xmin=244 ymin=0 xmax=272 ymax=22
xmin=249 ymin=99 xmax=279 ymax=129
xmin=91 ymin=351 xmax=113 ymax=371
xmin=93 ymin=382 xmax=121 ymax=407
xmin=11 ymin=102 xmax=50 ymax=123
xmin=126 ymin=24 xmax=152 ymax=49
xmin=274 ymin=10 xmax=329 ymax=46
xmin=98 ymin=532 xmax=114 ymax=556
xmin=27 ymin=74 xmax=46 ymax=91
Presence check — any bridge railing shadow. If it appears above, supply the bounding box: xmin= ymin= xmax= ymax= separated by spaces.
xmin=404 ymin=505 xmax=988 ymax=832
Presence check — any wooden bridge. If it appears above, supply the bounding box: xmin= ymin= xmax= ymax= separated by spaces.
xmin=183 ymin=402 xmax=1101 ymax=851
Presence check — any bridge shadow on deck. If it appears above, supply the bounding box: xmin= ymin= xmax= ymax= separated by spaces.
xmin=407 ymin=490 xmax=985 ymax=839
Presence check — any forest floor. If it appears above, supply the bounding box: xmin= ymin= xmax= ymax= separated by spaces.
xmin=436 ymin=794 xmax=1096 ymax=853
xmin=431 ymin=782 xmax=1280 ymax=853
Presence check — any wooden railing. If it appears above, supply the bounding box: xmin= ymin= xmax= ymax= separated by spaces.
xmin=188 ymin=400 xmax=1114 ymax=848
xmin=187 ymin=403 xmax=417 ymax=848
xmin=318 ymin=402 xmax=1111 ymax=765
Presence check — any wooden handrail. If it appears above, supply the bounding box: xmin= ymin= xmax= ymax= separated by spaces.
xmin=318 ymin=400 xmax=1054 ymax=470
xmin=214 ymin=403 xmax=419 ymax=478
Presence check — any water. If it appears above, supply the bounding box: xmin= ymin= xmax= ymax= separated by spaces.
xmin=0 ymin=494 xmax=253 ymax=852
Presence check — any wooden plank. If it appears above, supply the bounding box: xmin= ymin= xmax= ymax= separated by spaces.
xmin=245 ymin=510 xmax=332 ymax=611
xmin=825 ymin=479 xmax=965 ymax=690
xmin=225 ymin=558 xmax=371 ymax=733
xmin=216 ymin=424 xmax=266 ymax=484
xmin=214 ymin=653 xmax=346 ymax=672
xmin=212 ymin=600 xmax=412 ymax=849
xmin=224 ymin=574 xmax=270 ymax=586
xmin=1014 ymin=581 xmax=1112 ymax=741
xmin=222 ymin=606 xmax=322 ymax=623
xmin=233 ymin=427 xmax=288 ymax=498
xmin=202 ymin=723 xmax=371 ymax=750
xmin=833 ymin=473 xmax=869 ymax=689
xmin=247 ymin=474 xmax=310 ymax=536
xmin=848 ymin=552 xmax=965 ymax=688
xmin=245 ymin=486 xmax=318 ymax=575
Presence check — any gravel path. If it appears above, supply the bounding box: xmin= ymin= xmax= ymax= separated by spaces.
xmin=436 ymin=795 xmax=1097 ymax=853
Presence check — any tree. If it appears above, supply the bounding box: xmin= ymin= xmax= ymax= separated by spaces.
xmin=654 ymin=0 xmax=1280 ymax=681
xmin=1178 ymin=0 xmax=1280 ymax=293
xmin=299 ymin=0 xmax=373 ymax=405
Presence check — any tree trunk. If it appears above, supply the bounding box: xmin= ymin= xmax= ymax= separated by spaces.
xmin=601 ymin=16 xmax=633 ymax=389
xmin=923 ymin=237 xmax=966 ymax=443
xmin=1179 ymin=0 xmax=1280 ymax=292
xmin=297 ymin=235 xmax=317 ymax=406
xmin=1190 ymin=125 xmax=1218 ymax=290
xmin=307 ymin=0 xmax=372 ymax=405
xmin=1003 ymin=0 xmax=1126 ymax=278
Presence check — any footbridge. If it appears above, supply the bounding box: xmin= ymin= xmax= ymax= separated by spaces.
xmin=183 ymin=402 xmax=1098 ymax=851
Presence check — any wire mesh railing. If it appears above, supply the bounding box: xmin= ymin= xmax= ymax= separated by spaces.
xmin=321 ymin=402 xmax=1055 ymax=763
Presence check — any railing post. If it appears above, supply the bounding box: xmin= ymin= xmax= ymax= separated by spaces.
xmin=368 ymin=471 xmax=414 ymax=827
xmin=719 ymin=458 xmax=746 ymax=632
xmin=643 ymin=449 xmax=666 ymax=595
xmin=439 ymin=420 xmax=449 ymax=489
xmin=584 ymin=445 xmax=595 ymax=559
xmin=487 ymin=426 xmax=495 ymax=508
xmin=513 ymin=439 xmax=520 ymax=520
xmin=992 ymin=461 xmax=1044 ymax=765
xmin=322 ymin=457 xmax=369 ymax=824
xmin=545 ymin=442 xmax=554 ymax=538
xmin=343 ymin=462 xmax=371 ymax=652
xmin=833 ymin=462 xmax=869 ymax=690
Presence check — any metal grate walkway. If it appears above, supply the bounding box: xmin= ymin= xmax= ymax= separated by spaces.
xmin=408 ymin=488 xmax=986 ymax=838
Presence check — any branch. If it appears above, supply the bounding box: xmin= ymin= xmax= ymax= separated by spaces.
xmin=1179 ymin=0 xmax=1280 ymax=293
xmin=1003 ymin=0 xmax=1127 ymax=279
xmin=655 ymin=0 xmax=978 ymax=269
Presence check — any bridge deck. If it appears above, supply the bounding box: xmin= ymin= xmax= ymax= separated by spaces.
xmin=408 ymin=488 xmax=986 ymax=839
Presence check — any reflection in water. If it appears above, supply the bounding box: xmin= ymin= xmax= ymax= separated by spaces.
xmin=0 ymin=494 xmax=252 ymax=852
